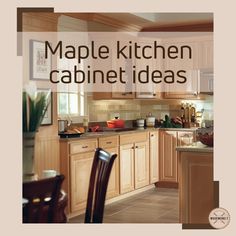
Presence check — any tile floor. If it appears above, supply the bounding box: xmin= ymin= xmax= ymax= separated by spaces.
xmin=69 ymin=187 xmax=179 ymax=223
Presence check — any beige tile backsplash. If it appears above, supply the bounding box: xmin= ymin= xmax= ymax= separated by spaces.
xmin=87 ymin=95 xmax=213 ymax=122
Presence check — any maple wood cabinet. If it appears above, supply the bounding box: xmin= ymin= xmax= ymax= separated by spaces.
xmin=178 ymin=150 xmax=214 ymax=224
xmin=149 ymin=131 xmax=159 ymax=183
xmin=119 ymin=132 xmax=149 ymax=193
xmin=98 ymin=135 xmax=120 ymax=199
xmin=159 ymin=130 xmax=195 ymax=183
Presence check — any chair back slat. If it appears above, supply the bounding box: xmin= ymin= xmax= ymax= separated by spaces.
xmin=85 ymin=148 xmax=117 ymax=223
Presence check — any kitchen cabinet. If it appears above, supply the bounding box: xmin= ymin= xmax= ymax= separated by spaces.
xmin=149 ymin=131 xmax=159 ymax=183
xmin=159 ymin=130 xmax=195 ymax=183
xmin=134 ymin=141 xmax=149 ymax=189
xmin=196 ymin=39 xmax=213 ymax=69
xmin=178 ymin=150 xmax=214 ymax=224
xmin=119 ymin=143 xmax=135 ymax=194
xmin=70 ymin=152 xmax=94 ymax=213
xmin=61 ymin=138 xmax=98 ymax=214
xmin=98 ymin=136 xmax=120 ymax=199
xmin=135 ymin=40 xmax=163 ymax=99
xmin=120 ymin=132 xmax=149 ymax=193
xmin=159 ymin=130 xmax=178 ymax=182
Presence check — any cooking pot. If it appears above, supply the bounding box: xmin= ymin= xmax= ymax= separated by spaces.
xmin=107 ymin=117 xmax=125 ymax=128
xmin=136 ymin=119 xmax=145 ymax=127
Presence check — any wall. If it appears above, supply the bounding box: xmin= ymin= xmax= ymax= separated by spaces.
xmin=88 ymin=95 xmax=213 ymax=123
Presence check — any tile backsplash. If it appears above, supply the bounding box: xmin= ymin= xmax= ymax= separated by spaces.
xmin=87 ymin=95 xmax=213 ymax=122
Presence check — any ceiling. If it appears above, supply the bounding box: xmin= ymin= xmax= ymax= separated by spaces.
xmin=99 ymin=12 xmax=213 ymax=29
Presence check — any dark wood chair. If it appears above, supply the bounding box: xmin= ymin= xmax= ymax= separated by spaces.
xmin=23 ymin=174 xmax=65 ymax=223
xmin=85 ymin=148 xmax=117 ymax=223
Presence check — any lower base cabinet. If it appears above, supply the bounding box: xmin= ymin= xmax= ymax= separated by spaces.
xmin=120 ymin=144 xmax=135 ymax=194
xmin=134 ymin=141 xmax=149 ymax=189
xmin=70 ymin=152 xmax=94 ymax=213
xmin=105 ymin=147 xmax=120 ymax=199
xmin=178 ymin=151 xmax=214 ymax=224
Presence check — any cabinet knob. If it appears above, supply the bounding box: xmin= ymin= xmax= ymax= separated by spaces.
xmin=135 ymin=146 xmax=138 ymax=148
xmin=106 ymin=141 xmax=112 ymax=144
xmin=82 ymin=145 xmax=88 ymax=148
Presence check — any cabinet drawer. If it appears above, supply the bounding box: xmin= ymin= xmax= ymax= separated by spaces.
xmin=120 ymin=132 xmax=148 ymax=145
xmin=99 ymin=136 xmax=119 ymax=149
xmin=70 ymin=139 xmax=98 ymax=154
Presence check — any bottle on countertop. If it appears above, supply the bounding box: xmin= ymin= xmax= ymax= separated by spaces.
xmin=184 ymin=103 xmax=190 ymax=123
xmin=180 ymin=103 xmax=185 ymax=122
xmin=190 ymin=104 xmax=196 ymax=123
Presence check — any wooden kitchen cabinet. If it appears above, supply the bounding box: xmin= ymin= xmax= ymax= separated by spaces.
xmin=149 ymin=131 xmax=159 ymax=183
xmin=159 ymin=130 xmax=178 ymax=182
xmin=70 ymin=152 xmax=94 ymax=213
xmin=60 ymin=138 xmax=98 ymax=215
xmin=119 ymin=143 xmax=135 ymax=194
xmin=159 ymin=130 xmax=196 ymax=184
xmin=134 ymin=141 xmax=150 ymax=189
xmin=178 ymin=151 xmax=214 ymax=224
xmin=98 ymin=136 xmax=120 ymax=199
xmin=120 ymin=132 xmax=149 ymax=193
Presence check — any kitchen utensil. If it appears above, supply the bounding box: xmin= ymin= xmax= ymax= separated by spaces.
xmin=58 ymin=120 xmax=69 ymax=132
xmin=107 ymin=117 xmax=125 ymax=128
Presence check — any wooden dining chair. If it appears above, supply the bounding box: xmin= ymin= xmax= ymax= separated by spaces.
xmin=23 ymin=174 xmax=65 ymax=223
xmin=84 ymin=148 xmax=117 ymax=223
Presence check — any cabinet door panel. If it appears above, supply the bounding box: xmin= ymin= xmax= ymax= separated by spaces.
xmin=159 ymin=131 xmax=178 ymax=182
xmin=150 ymin=131 xmax=159 ymax=183
xmin=120 ymin=144 xmax=135 ymax=194
xmin=70 ymin=152 xmax=93 ymax=213
xmin=135 ymin=141 xmax=149 ymax=189
xmin=104 ymin=147 xmax=120 ymax=199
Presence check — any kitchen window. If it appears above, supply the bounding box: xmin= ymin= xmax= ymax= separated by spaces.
xmin=57 ymin=57 xmax=88 ymax=122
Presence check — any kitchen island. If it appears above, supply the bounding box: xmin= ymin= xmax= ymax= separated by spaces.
xmin=177 ymin=143 xmax=217 ymax=227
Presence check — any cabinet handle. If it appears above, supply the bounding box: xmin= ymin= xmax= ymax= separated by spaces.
xmin=106 ymin=141 xmax=112 ymax=144
xmin=82 ymin=145 xmax=88 ymax=148
xmin=151 ymin=134 xmax=154 ymax=137
xmin=153 ymin=93 xmax=156 ymax=96
xmin=135 ymin=146 xmax=138 ymax=148
xmin=131 ymin=146 xmax=134 ymax=149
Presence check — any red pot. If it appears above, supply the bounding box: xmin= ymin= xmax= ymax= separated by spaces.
xmin=107 ymin=118 xmax=125 ymax=128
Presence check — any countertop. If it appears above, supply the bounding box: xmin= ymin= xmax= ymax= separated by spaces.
xmin=59 ymin=127 xmax=198 ymax=142
xmin=176 ymin=142 xmax=213 ymax=153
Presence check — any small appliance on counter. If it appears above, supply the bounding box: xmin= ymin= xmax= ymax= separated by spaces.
xmin=146 ymin=112 xmax=155 ymax=127
xmin=136 ymin=118 xmax=145 ymax=128
xmin=58 ymin=119 xmax=69 ymax=133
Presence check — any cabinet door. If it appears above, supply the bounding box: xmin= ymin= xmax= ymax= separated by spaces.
xmin=104 ymin=147 xmax=120 ymax=199
xmin=134 ymin=141 xmax=150 ymax=189
xmin=120 ymin=144 xmax=135 ymax=194
xmin=135 ymin=40 xmax=162 ymax=99
xmin=150 ymin=131 xmax=159 ymax=183
xmin=159 ymin=131 xmax=178 ymax=182
xmin=70 ymin=152 xmax=93 ymax=213
xmin=179 ymin=151 xmax=214 ymax=223
xmin=197 ymin=40 xmax=213 ymax=69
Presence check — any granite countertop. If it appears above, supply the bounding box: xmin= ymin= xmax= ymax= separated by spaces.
xmin=176 ymin=142 xmax=213 ymax=153
xmin=59 ymin=127 xmax=198 ymax=142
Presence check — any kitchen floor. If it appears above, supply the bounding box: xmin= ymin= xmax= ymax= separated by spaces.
xmin=69 ymin=187 xmax=179 ymax=223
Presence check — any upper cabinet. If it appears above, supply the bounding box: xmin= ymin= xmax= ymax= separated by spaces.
xmin=93 ymin=34 xmax=213 ymax=100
